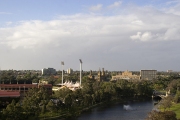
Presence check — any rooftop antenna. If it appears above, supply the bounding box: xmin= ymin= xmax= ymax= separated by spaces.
xmin=79 ymin=59 xmax=82 ymax=87
xmin=61 ymin=61 xmax=64 ymax=85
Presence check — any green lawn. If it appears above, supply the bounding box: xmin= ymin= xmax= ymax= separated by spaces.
xmin=169 ymin=103 xmax=180 ymax=119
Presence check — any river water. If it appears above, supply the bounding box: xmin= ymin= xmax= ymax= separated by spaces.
xmin=73 ymin=99 xmax=155 ymax=120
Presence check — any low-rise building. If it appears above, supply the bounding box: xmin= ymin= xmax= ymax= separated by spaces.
xmin=111 ymin=70 xmax=140 ymax=81
xmin=0 ymin=83 xmax=52 ymax=98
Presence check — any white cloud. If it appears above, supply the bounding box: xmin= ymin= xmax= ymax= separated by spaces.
xmin=1 ymin=6 xmax=180 ymax=50
xmin=1 ymin=2 xmax=180 ymax=70
xmin=5 ymin=22 xmax=12 ymax=26
xmin=164 ymin=28 xmax=180 ymax=40
xmin=131 ymin=20 xmax=143 ymax=25
xmin=162 ymin=1 xmax=180 ymax=16
xmin=89 ymin=4 xmax=103 ymax=11
xmin=108 ymin=1 xmax=122 ymax=8
xmin=0 ymin=12 xmax=12 ymax=14
xmin=130 ymin=32 xmax=153 ymax=42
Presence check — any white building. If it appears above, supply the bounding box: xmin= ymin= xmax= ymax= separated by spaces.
xmin=67 ymin=68 xmax=73 ymax=74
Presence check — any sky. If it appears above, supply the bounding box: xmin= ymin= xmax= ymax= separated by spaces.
xmin=0 ymin=0 xmax=180 ymax=71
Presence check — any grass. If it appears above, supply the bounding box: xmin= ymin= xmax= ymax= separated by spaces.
xmin=169 ymin=103 xmax=180 ymax=119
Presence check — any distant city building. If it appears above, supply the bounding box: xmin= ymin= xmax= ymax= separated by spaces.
xmin=42 ymin=68 xmax=56 ymax=75
xmin=140 ymin=70 xmax=157 ymax=80
xmin=88 ymin=70 xmax=95 ymax=80
xmin=111 ymin=70 xmax=140 ymax=81
xmin=97 ymin=68 xmax=106 ymax=81
xmin=67 ymin=68 xmax=73 ymax=74
xmin=167 ymin=70 xmax=173 ymax=73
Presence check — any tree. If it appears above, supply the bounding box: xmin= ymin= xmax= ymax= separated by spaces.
xmin=2 ymin=100 xmax=25 ymax=120
xmin=22 ymin=87 xmax=50 ymax=119
xmin=64 ymin=94 xmax=73 ymax=109
xmin=160 ymin=96 xmax=173 ymax=111
xmin=174 ymin=91 xmax=180 ymax=103
xmin=46 ymin=100 xmax=56 ymax=113
xmin=146 ymin=110 xmax=177 ymax=120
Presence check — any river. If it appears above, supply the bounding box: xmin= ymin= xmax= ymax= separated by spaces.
xmin=69 ymin=99 xmax=156 ymax=120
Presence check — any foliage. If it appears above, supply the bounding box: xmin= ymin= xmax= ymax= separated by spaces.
xmin=46 ymin=100 xmax=57 ymax=113
xmin=0 ymin=70 xmax=40 ymax=84
xmin=2 ymin=100 xmax=25 ymax=120
xmin=22 ymin=87 xmax=50 ymax=119
xmin=174 ymin=91 xmax=180 ymax=103
xmin=146 ymin=110 xmax=177 ymax=120
xmin=3 ymin=73 xmax=180 ymax=119
xmin=160 ymin=96 xmax=173 ymax=111
xmin=169 ymin=103 xmax=180 ymax=119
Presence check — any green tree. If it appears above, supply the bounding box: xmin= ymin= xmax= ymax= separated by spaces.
xmin=22 ymin=87 xmax=49 ymax=119
xmin=2 ymin=100 xmax=25 ymax=120
xmin=46 ymin=100 xmax=57 ymax=113
xmin=160 ymin=96 xmax=173 ymax=111
xmin=146 ymin=110 xmax=177 ymax=120
xmin=174 ymin=91 xmax=180 ymax=103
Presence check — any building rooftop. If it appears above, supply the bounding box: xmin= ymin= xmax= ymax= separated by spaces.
xmin=0 ymin=91 xmax=20 ymax=97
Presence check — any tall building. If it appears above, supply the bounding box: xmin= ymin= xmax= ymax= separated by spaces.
xmin=42 ymin=68 xmax=56 ymax=75
xmin=67 ymin=68 xmax=73 ymax=74
xmin=140 ymin=70 xmax=157 ymax=80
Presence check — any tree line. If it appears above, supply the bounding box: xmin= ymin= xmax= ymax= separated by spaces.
xmin=0 ymin=77 xmax=154 ymax=120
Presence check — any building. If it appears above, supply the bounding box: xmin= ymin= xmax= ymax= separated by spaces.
xmin=0 ymin=83 xmax=52 ymax=98
xmin=88 ymin=70 xmax=95 ymax=80
xmin=167 ymin=70 xmax=173 ymax=73
xmin=140 ymin=70 xmax=157 ymax=80
xmin=0 ymin=91 xmax=20 ymax=98
xmin=111 ymin=70 xmax=140 ymax=81
xmin=67 ymin=68 xmax=73 ymax=74
xmin=42 ymin=68 xmax=56 ymax=75
xmin=97 ymin=68 xmax=106 ymax=81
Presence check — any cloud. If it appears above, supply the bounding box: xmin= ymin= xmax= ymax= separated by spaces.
xmin=108 ymin=1 xmax=122 ymax=8
xmin=130 ymin=32 xmax=153 ymax=42
xmin=162 ymin=0 xmax=180 ymax=15
xmin=1 ymin=5 xmax=180 ymax=49
xmin=1 ymin=2 xmax=180 ymax=70
xmin=0 ymin=12 xmax=12 ymax=14
xmin=164 ymin=28 xmax=180 ymax=40
xmin=89 ymin=4 xmax=103 ymax=11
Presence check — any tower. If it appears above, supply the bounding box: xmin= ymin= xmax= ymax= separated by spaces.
xmin=79 ymin=59 xmax=82 ymax=87
xmin=61 ymin=61 xmax=64 ymax=84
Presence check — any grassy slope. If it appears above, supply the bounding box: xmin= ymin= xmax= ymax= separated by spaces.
xmin=169 ymin=103 xmax=180 ymax=119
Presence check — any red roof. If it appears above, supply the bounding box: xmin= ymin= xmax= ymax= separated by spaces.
xmin=0 ymin=84 xmax=52 ymax=87
xmin=0 ymin=84 xmax=38 ymax=87
xmin=0 ymin=91 xmax=20 ymax=97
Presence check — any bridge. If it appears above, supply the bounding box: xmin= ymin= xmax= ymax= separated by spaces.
xmin=152 ymin=90 xmax=170 ymax=99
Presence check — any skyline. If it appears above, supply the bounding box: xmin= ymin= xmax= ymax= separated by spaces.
xmin=0 ymin=0 xmax=180 ymax=71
